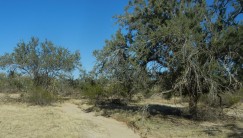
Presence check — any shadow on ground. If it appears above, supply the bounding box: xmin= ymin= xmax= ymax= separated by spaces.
xmin=94 ymin=101 xmax=191 ymax=119
xmin=202 ymin=123 xmax=243 ymax=137
xmin=224 ymin=124 xmax=243 ymax=138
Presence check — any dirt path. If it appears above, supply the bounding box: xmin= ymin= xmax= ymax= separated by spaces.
xmin=0 ymin=101 xmax=139 ymax=138
xmin=60 ymin=102 xmax=140 ymax=138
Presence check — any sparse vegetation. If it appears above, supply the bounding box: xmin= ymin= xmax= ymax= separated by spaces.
xmin=26 ymin=86 xmax=57 ymax=105
xmin=0 ymin=0 xmax=242 ymax=138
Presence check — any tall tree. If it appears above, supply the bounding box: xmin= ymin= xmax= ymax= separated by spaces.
xmin=99 ymin=0 xmax=243 ymax=117
xmin=94 ymin=28 xmax=152 ymax=100
xmin=93 ymin=30 xmax=139 ymax=100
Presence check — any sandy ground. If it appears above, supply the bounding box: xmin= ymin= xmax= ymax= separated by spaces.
xmin=1 ymin=93 xmax=243 ymax=138
xmin=0 ymin=100 xmax=139 ymax=138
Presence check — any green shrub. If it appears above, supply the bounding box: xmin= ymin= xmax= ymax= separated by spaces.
xmin=221 ymin=90 xmax=243 ymax=107
xmin=105 ymin=82 xmax=129 ymax=99
xmin=82 ymin=83 xmax=105 ymax=103
xmin=200 ymin=89 xmax=243 ymax=107
xmin=0 ymin=73 xmax=33 ymax=93
xmin=27 ymin=86 xmax=57 ymax=105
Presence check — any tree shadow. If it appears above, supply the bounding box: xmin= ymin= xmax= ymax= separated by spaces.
xmin=203 ymin=127 xmax=222 ymax=136
xmin=224 ymin=124 xmax=243 ymax=138
xmin=147 ymin=104 xmax=183 ymax=117
xmin=96 ymin=101 xmax=190 ymax=119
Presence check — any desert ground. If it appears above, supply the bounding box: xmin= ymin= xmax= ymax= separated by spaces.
xmin=0 ymin=93 xmax=243 ymax=138
xmin=0 ymin=93 xmax=139 ymax=138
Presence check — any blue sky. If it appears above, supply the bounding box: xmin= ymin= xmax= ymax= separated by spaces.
xmin=0 ymin=0 xmax=128 ymax=72
xmin=0 ymin=0 xmax=242 ymax=75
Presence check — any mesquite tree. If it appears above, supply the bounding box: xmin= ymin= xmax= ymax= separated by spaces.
xmin=95 ymin=0 xmax=242 ymax=117
xmin=93 ymin=30 xmax=149 ymax=100
xmin=0 ymin=37 xmax=81 ymax=88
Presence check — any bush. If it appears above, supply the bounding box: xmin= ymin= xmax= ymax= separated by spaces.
xmin=221 ymin=90 xmax=243 ymax=107
xmin=0 ymin=74 xmax=8 ymax=92
xmin=82 ymin=83 xmax=105 ymax=103
xmin=200 ymin=89 xmax=243 ymax=108
xmin=26 ymin=86 xmax=57 ymax=105
xmin=0 ymin=73 xmax=33 ymax=93
xmin=105 ymin=82 xmax=130 ymax=99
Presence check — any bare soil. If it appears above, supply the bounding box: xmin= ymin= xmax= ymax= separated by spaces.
xmin=0 ymin=93 xmax=139 ymax=138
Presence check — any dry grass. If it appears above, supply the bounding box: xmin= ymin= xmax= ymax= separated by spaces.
xmin=109 ymin=110 xmax=227 ymax=138
xmin=1 ymin=93 xmax=243 ymax=138
xmin=0 ymin=93 xmax=139 ymax=138
xmin=85 ymin=96 xmax=243 ymax=138
xmin=0 ymin=103 xmax=97 ymax=138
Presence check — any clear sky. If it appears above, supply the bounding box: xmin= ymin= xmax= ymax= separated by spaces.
xmin=0 ymin=0 xmax=129 ymax=72
xmin=0 ymin=0 xmax=242 ymax=74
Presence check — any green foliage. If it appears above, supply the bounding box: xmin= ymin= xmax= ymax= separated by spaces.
xmin=0 ymin=73 xmax=8 ymax=92
xmin=26 ymin=86 xmax=57 ymax=105
xmin=200 ymin=89 xmax=243 ymax=108
xmin=7 ymin=73 xmax=24 ymax=92
xmin=0 ymin=37 xmax=81 ymax=87
xmin=93 ymin=30 xmax=151 ymax=101
xmin=79 ymin=73 xmax=132 ymax=103
xmin=93 ymin=0 xmax=243 ymax=117
xmin=0 ymin=72 xmax=32 ymax=93
xmin=105 ymin=82 xmax=129 ymax=98
xmin=82 ymin=82 xmax=105 ymax=103
xmin=222 ymin=93 xmax=242 ymax=107
xmin=0 ymin=37 xmax=82 ymax=105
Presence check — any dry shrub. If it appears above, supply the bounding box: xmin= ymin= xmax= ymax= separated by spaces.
xmin=196 ymin=90 xmax=243 ymax=121
xmin=200 ymin=89 xmax=243 ymax=108
xmin=25 ymin=86 xmax=57 ymax=105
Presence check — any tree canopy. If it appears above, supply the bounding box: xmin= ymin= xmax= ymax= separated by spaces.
xmin=0 ymin=37 xmax=81 ymax=87
xmin=94 ymin=0 xmax=243 ymax=117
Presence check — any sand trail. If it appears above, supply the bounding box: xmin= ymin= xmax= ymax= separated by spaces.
xmin=0 ymin=101 xmax=139 ymax=138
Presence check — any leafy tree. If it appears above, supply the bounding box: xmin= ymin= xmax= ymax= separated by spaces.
xmin=0 ymin=37 xmax=81 ymax=88
xmin=93 ymin=30 xmax=134 ymax=100
xmin=93 ymin=30 xmax=150 ymax=101
xmin=96 ymin=0 xmax=242 ymax=117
